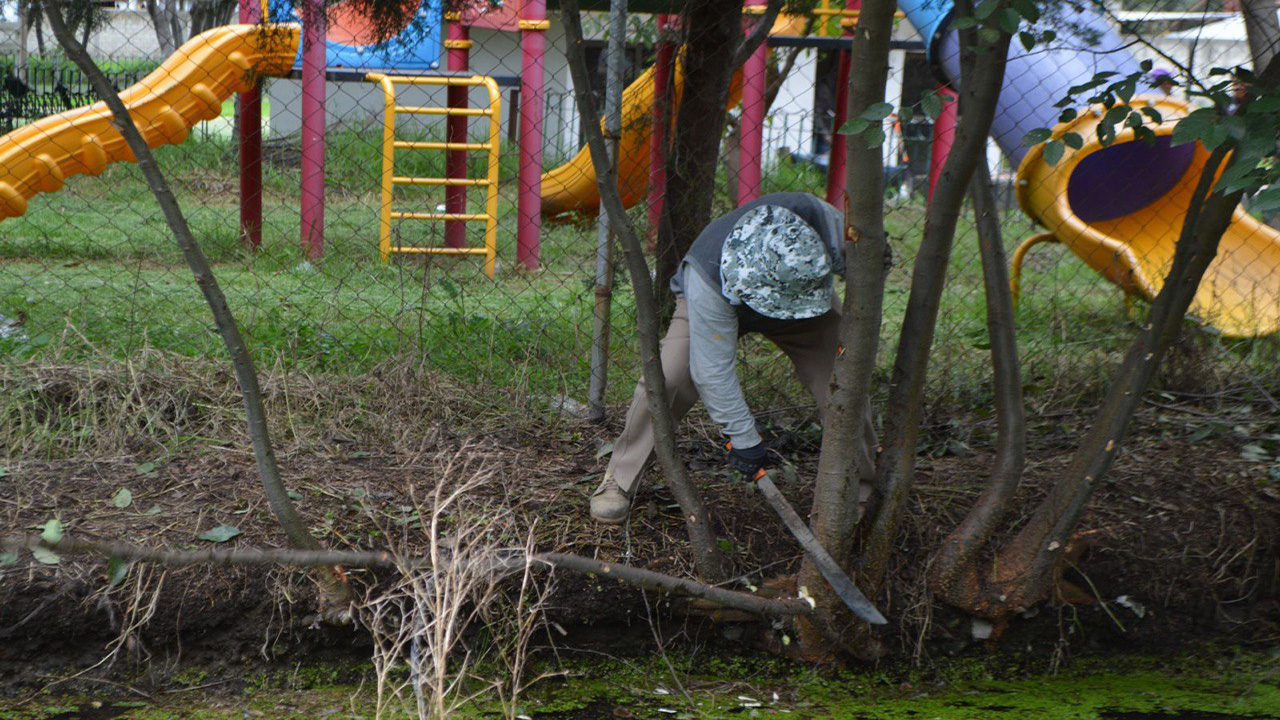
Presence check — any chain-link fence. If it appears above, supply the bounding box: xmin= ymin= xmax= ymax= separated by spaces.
xmin=1 ymin=2 xmax=1278 ymax=435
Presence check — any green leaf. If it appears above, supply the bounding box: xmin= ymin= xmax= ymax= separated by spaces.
xmin=1249 ymin=93 xmax=1280 ymax=112
xmin=197 ymin=525 xmax=242 ymax=543
xmin=1011 ymin=0 xmax=1039 ymax=23
xmin=1040 ymin=29 xmax=1056 ymax=45
xmin=1061 ymin=132 xmax=1084 ymax=150
xmin=40 ymin=519 xmax=63 ymax=544
xmin=112 ymin=488 xmax=133 ymax=509
xmin=0 ymin=551 xmax=18 ymax=566
xmin=286 ymin=489 xmax=303 ymax=501
xmin=898 ymin=106 xmax=914 ymax=123
xmin=1097 ymin=121 xmax=1116 ymax=147
xmin=1103 ymin=105 xmax=1130 ymax=126
xmin=975 ymin=0 xmax=1000 ymax=20
xmin=32 ymin=547 xmax=60 ymax=565
xmin=595 ymin=442 xmax=614 ymax=459
xmin=863 ymin=125 xmax=887 ymax=148
xmin=951 ymin=15 xmax=978 ymax=30
xmin=142 ymin=504 xmax=163 ymax=517
xmin=860 ymin=102 xmax=894 ymax=122
xmin=1021 ymin=127 xmax=1053 ymax=146
xmin=135 ymin=461 xmax=158 ymax=476
xmin=979 ymin=26 xmax=1001 ymax=45
xmin=997 ymin=8 xmax=1021 ymax=34
xmin=1019 ymin=31 xmax=1036 ymax=51
xmin=1043 ymin=140 xmax=1065 ymax=166
xmin=1139 ymin=106 xmax=1163 ymax=124
xmin=107 ymin=557 xmax=131 ymax=588
xmin=1059 ymin=108 xmax=1079 ymax=124
xmin=921 ymin=91 xmax=944 ymax=120
xmin=1251 ymin=186 xmax=1280 ymax=214
xmin=1171 ymin=109 xmax=1216 ymax=147
xmin=836 ymin=117 xmax=869 ymax=136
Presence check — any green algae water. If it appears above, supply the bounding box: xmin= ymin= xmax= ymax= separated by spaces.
xmin=4 ymin=653 xmax=1278 ymax=719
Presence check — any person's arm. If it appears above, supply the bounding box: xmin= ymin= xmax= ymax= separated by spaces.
xmin=685 ymin=270 xmax=763 ymax=450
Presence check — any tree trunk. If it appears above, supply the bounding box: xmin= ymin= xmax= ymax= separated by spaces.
xmin=191 ymin=1 xmax=237 ymax=38
xmin=859 ymin=6 xmax=1012 ymax=601
xmin=793 ymin=0 xmax=898 ymax=659
xmin=560 ymin=0 xmax=729 ymax=581
xmin=1241 ymin=0 xmax=1280 ymax=71
xmin=145 ymin=0 xmax=178 ymax=56
xmin=956 ymin=52 xmax=1280 ymax=624
xmin=43 ymin=0 xmax=350 ymax=616
xmin=17 ymin=4 xmax=30 ymax=79
xmin=929 ymin=160 xmax=1026 ymax=606
xmin=654 ymin=0 xmax=744 ymax=322
xmin=981 ymin=146 xmax=1240 ymax=619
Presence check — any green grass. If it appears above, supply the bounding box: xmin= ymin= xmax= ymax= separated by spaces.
xmin=0 ymin=131 xmax=1275 ymax=408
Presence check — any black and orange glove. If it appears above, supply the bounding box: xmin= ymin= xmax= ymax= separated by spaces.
xmin=725 ymin=441 xmax=774 ymax=482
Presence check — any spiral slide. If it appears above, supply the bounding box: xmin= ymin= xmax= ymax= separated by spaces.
xmin=897 ymin=1 xmax=1280 ymax=337
xmin=0 ymin=24 xmax=300 ymax=222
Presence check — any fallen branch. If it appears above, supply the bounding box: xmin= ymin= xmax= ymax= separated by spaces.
xmin=2 ymin=535 xmax=810 ymax=619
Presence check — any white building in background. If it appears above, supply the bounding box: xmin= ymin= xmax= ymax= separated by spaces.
xmin=1117 ymin=10 xmax=1266 ymax=83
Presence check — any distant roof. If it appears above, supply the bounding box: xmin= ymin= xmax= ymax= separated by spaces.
xmin=1111 ymin=10 xmax=1235 ymax=23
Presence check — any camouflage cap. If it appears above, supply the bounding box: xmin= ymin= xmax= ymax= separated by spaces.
xmin=720 ymin=205 xmax=833 ymax=320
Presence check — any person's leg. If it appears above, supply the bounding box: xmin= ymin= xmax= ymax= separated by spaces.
xmin=766 ymin=312 xmax=878 ymax=509
xmin=593 ymin=300 xmax=699 ymax=522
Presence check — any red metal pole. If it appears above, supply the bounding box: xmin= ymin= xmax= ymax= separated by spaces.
xmin=517 ymin=0 xmax=547 ymax=270
xmin=825 ymin=0 xmax=860 ymax=205
xmin=647 ymin=14 xmax=674 ymax=240
xmin=444 ymin=13 xmax=471 ymax=249
xmin=238 ymin=0 xmax=263 ymax=250
xmin=738 ymin=5 xmax=767 ymax=204
xmin=927 ymin=84 xmax=958 ymax=203
xmin=300 ymin=0 xmax=326 ymax=261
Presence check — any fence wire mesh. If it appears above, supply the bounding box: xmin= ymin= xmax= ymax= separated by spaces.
xmin=0 ymin=2 xmax=1277 ymax=438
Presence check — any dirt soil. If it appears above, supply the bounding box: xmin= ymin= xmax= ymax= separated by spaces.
xmin=1 ymin=361 xmax=1278 ymax=693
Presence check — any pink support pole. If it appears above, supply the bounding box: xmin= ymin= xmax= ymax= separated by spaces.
xmin=738 ymin=6 xmax=767 ymax=204
xmin=517 ymin=0 xmax=547 ymax=270
xmin=825 ymin=0 xmax=859 ymax=205
xmin=927 ymin=84 xmax=958 ymax=203
xmin=238 ymin=0 xmax=263 ymax=250
xmin=300 ymin=0 xmax=326 ymax=261
xmin=444 ymin=14 xmax=471 ymax=249
xmin=647 ymin=15 xmax=674 ymax=240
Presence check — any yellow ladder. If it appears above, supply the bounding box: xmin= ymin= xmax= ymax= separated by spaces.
xmin=368 ymin=73 xmax=502 ymax=277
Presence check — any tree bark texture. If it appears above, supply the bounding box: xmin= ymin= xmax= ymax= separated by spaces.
xmin=43 ymin=2 xmax=333 ymax=569
xmin=983 ymin=146 xmax=1240 ymax=619
xmin=793 ymin=0 xmax=898 ymax=657
xmin=560 ymin=0 xmax=728 ymax=581
xmin=1241 ymin=0 xmax=1280 ymax=71
xmin=929 ymin=160 xmax=1026 ymax=605
xmin=654 ymin=0 xmax=745 ymax=323
xmin=861 ymin=9 xmax=1012 ymax=597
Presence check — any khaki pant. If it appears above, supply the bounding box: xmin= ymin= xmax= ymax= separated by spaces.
xmin=606 ymin=299 xmax=877 ymax=495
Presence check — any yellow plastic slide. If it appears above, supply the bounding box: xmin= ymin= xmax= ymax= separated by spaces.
xmin=0 ymin=24 xmax=300 ymax=221
xmin=540 ymin=60 xmax=744 ymax=219
xmin=1016 ymin=96 xmax=1280 ymax=337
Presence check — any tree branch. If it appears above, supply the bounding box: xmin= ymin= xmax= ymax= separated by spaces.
xmin=930 ymin=160 xmax=1026 ymax=604
xmin=732 ymin=0 xmax=785 ymax=69
xmin=43 ymin=2 xmax=340 ymax=602
xmin=3 ymin=535 xmax=808 ymax=619
xmin=559 ymin=0 xmax=727 ymax=580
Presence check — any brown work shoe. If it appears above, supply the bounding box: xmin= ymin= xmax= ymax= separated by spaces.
xmin=590 ymin=473 xmax=632 ymax=525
